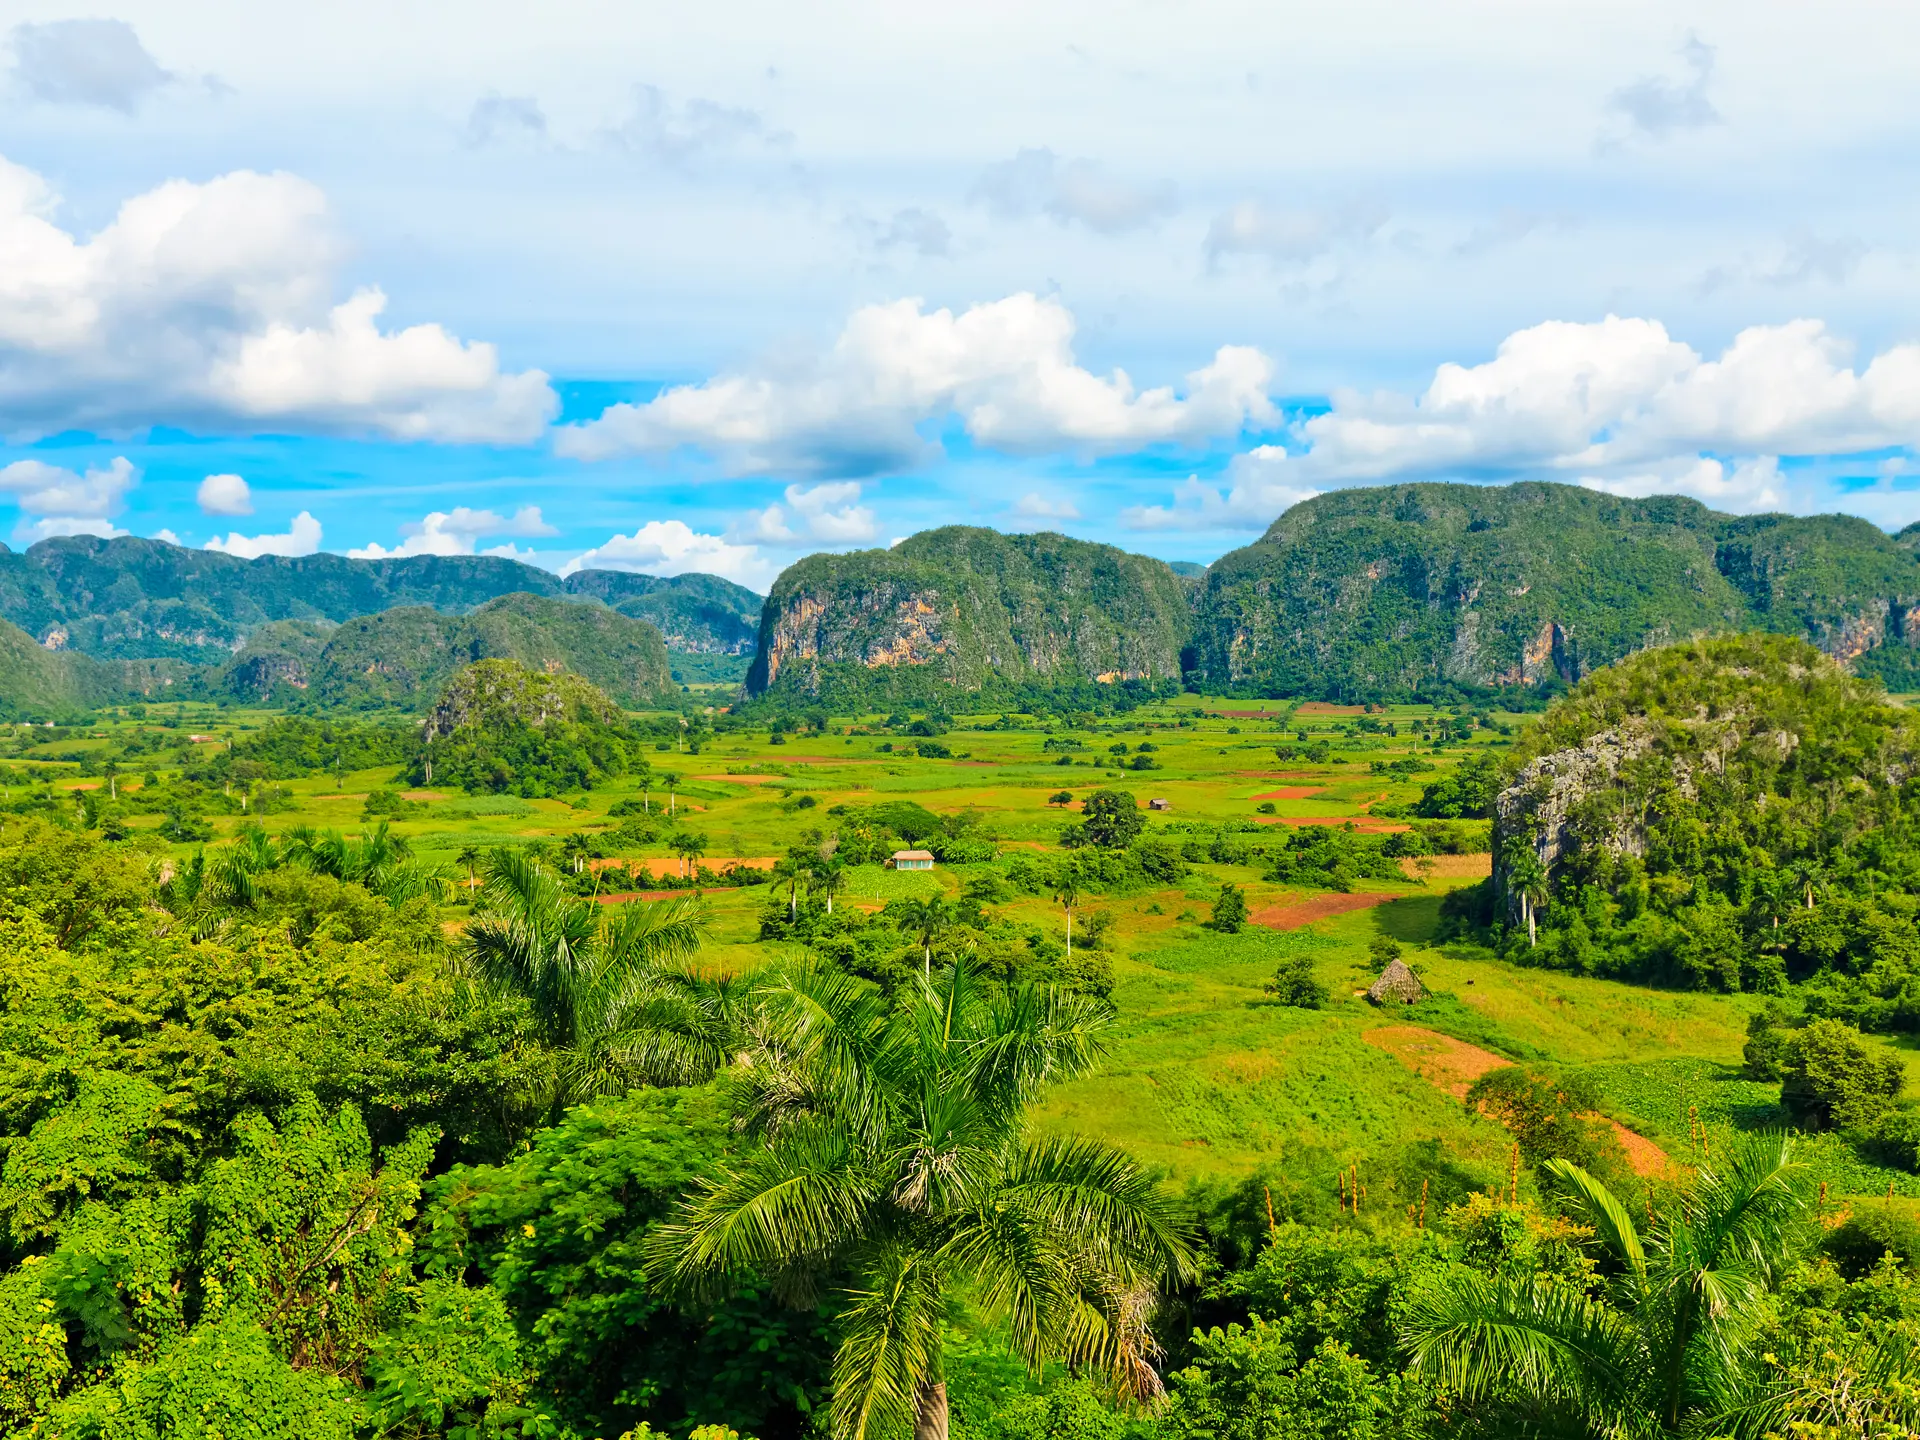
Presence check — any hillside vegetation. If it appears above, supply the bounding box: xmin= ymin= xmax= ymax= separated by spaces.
xmin=1458 ymin=633 xmax=1920 ymax=1016
xmin=415 ymin=658 xmax=648 ymax=793
xmin=0 ymin=533 xmax=758 ymax=665
xmin=228 ymin=593 xmax=678 ymax=710
xmin=745 ymin=526 xmax=1191 ymax=705
xmin=1192 ymin=481 xmax=1920 ymax=701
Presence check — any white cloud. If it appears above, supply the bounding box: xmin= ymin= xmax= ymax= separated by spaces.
xmin=557 ymin=292 xmax=1275 ymax=475
xmin=1578 ymin=455 xmax=1788 ymax=512
xmin=733 ymin=481 xmax=877 ymax=546
xmin=607 ymin=85 xmax=781 ymax=167
xmin=0 ymin=456 xmax=138 ymax=543
xmin=0 ymin=153 xmax=556 ymax=443
xmin=971 ymin=148 xmax=1176 ymax=233
xmin=465 ymin=94 xmax=547 ymax=148
xmin=1012 ymin=491 xmax=1081 ymax=521
xmin=561 ymin=520 xmax=776 ymax=591
xmin=153 ymin=528 xmax=180 ymax=545
xmin=1203 ymin=199 xmax=1389 ymax=269
xmin=197 ymin=473 xmax=253 ymax=516
xmin=1604 ymin=33 xmax=1720 ymax=142
xmin=874 ymin=207 xmax=952 ymax=257
xmin=205 ymin=510 xmax=322 ymax=559
xmin=6 ymin=19 xmax=171 ymax=113
xmin=347 ymin=505 xmax=558 ymax=559
xmin=1122 ymin=446 xmax=1320 ymax=531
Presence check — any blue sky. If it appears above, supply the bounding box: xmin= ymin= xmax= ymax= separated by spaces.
xmin=4 ymin=1 xmax=1920 ymax=591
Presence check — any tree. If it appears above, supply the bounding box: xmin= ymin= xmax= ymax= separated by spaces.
xmin=1264 ymin=954 xmax=1326 ymax=1008
xmin=456 ymin=844 xmax=481 ymax=893
xmin=670 ymin=830 xmax=710 ymax=879
xmin=1464 ymin=1067 xmax=1626 ymax=1174
xmin=1402 ymin=1134 xmax=1812 ymax=1435
xmin=1209 ymin=883 xmax=1248 ymax=934
xmin=1048 ymin=791 xmax=1073 ymax=808
xmin=1079 ymin=790 xmax=1144 ymax=850
xmin=648 ymin=961 xmax=1197 ymax=1440
xmin=461 ymin=849 xmax=725 ymax=1105
xmin=812 ymin=856 xmax=848 ymax=915
xmin=895 ymin=896 xmax=952 ymax=977
xmin=1500 ymin=836 xmax=1547 ymax=948
xmin=1781 ymin=1017 xmax=1904 ymax=1130
xmin=1052 ymin=869 xmax=1081 ymax=960
xmin=663 ymin=772 xmax=682 ymax=817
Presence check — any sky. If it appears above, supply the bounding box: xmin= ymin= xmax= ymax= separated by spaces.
xmin=3 ymin=0 xmax=1920 ymax=592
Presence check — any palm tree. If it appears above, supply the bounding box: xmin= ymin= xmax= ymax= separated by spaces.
xmin=456 ymin=844 xmax=481 ymax=892
xmin=896 ymin=895 xmax=951 ymax=977
xmin=648 ymin=960 xmax=1196 ymax=1440
xmin=1401 ymin=1134 xmax=1813 ymax=1436
xmin=662 ymin=771 xmax=682 ymax=817
xmin=1499 ymin=835 xmax=1547 ymax=947
xmin=670 ymin=829 xmax=709 ymax=879
xmin=461 ymin=848 xmax=727 ymax=1104
xmin=812 ymin=856 xmax=848 ymax=915
xmin=1052 ymin=869 xmax=1081 ymax=960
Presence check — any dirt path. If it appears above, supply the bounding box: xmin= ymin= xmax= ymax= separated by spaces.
xmin=1363 ymin=1026 xmax=1671 ymax=1176
xmin=1252 ymin=892 xmax=1399 ymax=930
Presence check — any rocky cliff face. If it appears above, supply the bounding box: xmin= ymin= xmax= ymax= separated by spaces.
xmin=1192 ymin=482 xmax=1920 ymax=701
xmin=746 ymin=527 xmax=1190 ymax=702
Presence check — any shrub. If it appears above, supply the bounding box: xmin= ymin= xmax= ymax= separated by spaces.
xmin=1781 ymin=1018 xmax=1905 ymax=1130
xmin=1265 ymin=954 xmax=1327 ymax=1008
xmin=1209 ymin=883 xmax=1248 ymax=934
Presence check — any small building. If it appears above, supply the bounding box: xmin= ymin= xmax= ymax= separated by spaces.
xmin=890 ymin=849 xmax=936 ymax=871
xmin=1148 ymin=797 xmax=1171 ymax=811
xmin=1365 ymin=958 xmax=1428 ymax=1007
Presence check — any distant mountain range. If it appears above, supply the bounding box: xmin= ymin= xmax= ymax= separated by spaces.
xmin=0 ymin=535 xmax=760 ymax=662
xmin=0 ymin=535 xmax=756 ymax=715
xmin=745 ymin=484 xmax=1920 ymax=705
xmin=10 ymin=483 xmax=1920 ymax=716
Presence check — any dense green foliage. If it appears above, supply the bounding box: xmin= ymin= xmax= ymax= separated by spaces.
xmin=745 ymin=528 xmax=1190 ymax=706
xmin=1192 ymin=481 xmax=1920 ymax=703
xmin=414 ymin=660 xmax=652 ymax=794
xmin=1451 ymin=635 xmax=1920 ymax=1013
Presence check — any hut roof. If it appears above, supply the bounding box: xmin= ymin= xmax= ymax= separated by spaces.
xmin=1365 ymin=958 xmax=1428 ymax=1006
xmin=892 ymin=849 xmax=935 ymax=861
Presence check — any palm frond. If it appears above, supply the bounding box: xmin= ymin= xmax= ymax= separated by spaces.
xmin=1400 ymin=1270 xmax=1644 ymax=1422
xmin=829 ymin=1242 xmax=946 ymax=1440
xmin=1543 ymin=1157 xmax=1647 ymax=1286
xmin=1001 ymin=1136 xmax=1199 ymax=1287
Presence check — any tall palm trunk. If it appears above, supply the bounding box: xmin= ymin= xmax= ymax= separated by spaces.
xmin=913 ymin=1380 xmax=948 ymax=1440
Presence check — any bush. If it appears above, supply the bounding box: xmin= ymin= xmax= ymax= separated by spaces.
xmin=1209 ymin=883 xmax=1248 ymax=934
xmin=1265 ymin=954 xmax=1327 ymax=1008
xmin=1781 ymin=1017 xmax=1905 ymax=1130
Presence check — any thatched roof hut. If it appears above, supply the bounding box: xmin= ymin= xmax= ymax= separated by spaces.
xmin=1365 ymin=958 xmax=1427 ymax=1006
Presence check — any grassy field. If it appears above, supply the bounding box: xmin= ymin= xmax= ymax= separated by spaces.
xmin=21 ymin=693 xmax=1920 ymax=1199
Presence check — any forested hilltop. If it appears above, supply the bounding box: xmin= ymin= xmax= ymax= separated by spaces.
xmin=745 ymin=526 xmax=1191 ymax=707
xmin=1191 ymin=482 xmax=1920 ymax=701
xmin=0 ymin=534 xmax=760 ymax=664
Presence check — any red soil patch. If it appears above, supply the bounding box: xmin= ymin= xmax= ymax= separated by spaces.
xmin=1251 ymin=786 xmax=1325 ymax=801
xmin=1364 ymin=1026 xmax=1671 ymax=1177
xmin=1296 ymin=702 xmax=1364 ymax=715
xmin=1236 ymin=770 xmax=1320 ymax=779
xmin=589 ymin=855 xmax=776 ymax=878
xmin=595 ymin=887 xmax=751 ymax=904
xmin=1252 ymin=892 xmax=1398 ymax=930
xmin=1255 ymin=816 xmax=1409 ymax=833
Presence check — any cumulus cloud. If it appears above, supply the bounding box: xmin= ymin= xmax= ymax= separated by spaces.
xmin=1122 ymin=447 xmax=1320 ymax=531
xmin=0 ymin=153 xmax=556 ymax=442
xmin=1605 ymin=33 xmax=1720 ymax=142
xmin=607 ymin=85 xmax=781 ymax=167
xmin=561 ymin=520 xmax=776 ymax=590
xmin=557 ymin=292 xmax=1275 ymax=475
xmin=1202 ymin=199 xmax=1389 ymax=270
xmin=205 ymin=510 xmax=322 ymax=559
xmin=733 ymin=481 xmax=877 ymax=546
xmin=465 ymin=94 xmax=547 ymax=148
xmin=197 ymin=473 xmax=252 ymax=516
xmin=0 ymin=456 xmax=138 ymax=543
xmin=1012 ymin=491 xmax=1081 ymax=521
xmin=971 ymin=148 xmax=1176 ymax=233
xmin=6 ymin=19 xmax=171 ymax=112
xmin=347 ymin=505 xmax=558 ymax=559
